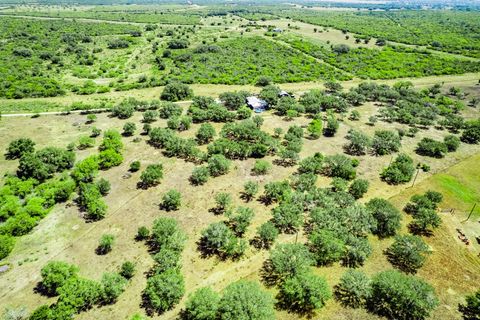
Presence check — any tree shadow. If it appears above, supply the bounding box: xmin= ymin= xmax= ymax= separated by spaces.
xmin=260 ymin=259 xmax=282 ymax=288
xmin=408 ymin=223 xmax=433 ymax=237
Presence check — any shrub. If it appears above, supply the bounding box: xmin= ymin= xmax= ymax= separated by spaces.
xmin=278 ymin=272 xmax=331 ymax=313
xmin=444 ymin=135 xmax=460 ymax=152
xmin=307 ymin=119 xmax=322 ymax=139
xmin=143 ymin=110 xmax=158 ymax=123
xmin=190 ymin=166 xmax=210 ymax=185
xmin=380 ymin=153 xmax=415 ymax=185
xmin=123 ymin=122 xmax=137 ymax=136
xmin=119 ymin=261 xmax=136 ymax=279
xmin=256 ymin=76 xmax=272 ymax=87
xmin=91 ymin=127 xmax=101 ymax=138
xmin=334 ymin=269 xmax=371 ymax=308
xmin=184 ymin=287 xmax=220 ymax=320
xmin=196 ymin=123 xmax=216 ymax=144
xmin=152 ymin=248 xmax=181 ymax=274
xmin=100 ymin=272 xmax=127 ymax=304
xmin=99 ymin=129 xmax=123 ymax=153
xmin=96 ymin=178 xmax=111 ymax=196
xmin=0 ymin=235 xmax=15 ymax=260
xmin=130 ymin=161 xmax=141 ymax=172
xmin=324 ymin=112 xmax=339 ymax=137
xmin=236 ymin=106 xmax=252 ymax=119
xmin=298 ymin=153 xmax=324 ymax=174
xmin=97 ymin=234 xmax=115 ymax=255
xmin=342 ymin=236 xmax=372 ymax=268
xmin=140 ymin=164 xmax=163 ymax=188
xmin=111 ymin=102 xmax=134 ymax=119
xmin=217 ymin=281 xmax=275 ymax=320
xmin=200 ymin=222 xmax=246 ymax=259
xmin=159 ymin=102 xmax=183 ymax=118
xmin=461 ymin=119 xmax=480 ymax=144
xmin=77 ymin=136 xmax=95 ymax=150
xmin=215 ymin=192 xmax=232 ymax=213
xmin=136 ymin=226 xmax=150 ymax=240
xmin=161 ymin=83 xmax=193 ymax=102
xmin=344 ymin=129 xmax=371 ymax=155
xmin=219 ymin=91 xmax=250 ymax=110
xmin=459 ymin=289 xmax=480 ymax=320
xmin=40 ymin=261 xmax=79 ymax=296
xmin=5 ymin=138 xmax=35 ymax=160
xmin=386 ymin=235 xmax=431 ymax=274
xmin=252 ymin=159 xmax=271 ymax=175
xmin=322 ymin=154 xmax=357 ymax=180
xmin=416 ymin=138 xmax=448 ymax=158
xmin=272 ymin=201 xmax=303 ymax=233
xmin=242 ymin=181 xmax=259 ymax=201
xmin=207 ymin=155 xmax=231 ymax=177
xmin=161 ymin=189 xmax=182 ymax=211
xmin=143 ymin=269 xmax=185 ymax=313
xmin=372 ymin=130 xmax=401 ymax=155
xmin=366 ymin=198 xmax=401 ymax=238
xmin=227 ymin=207 xmax=254 ymax=236
xmin=348 ymin=179 xmax=369 ymax=199
xmin=98 ymin=149 xmax=123 ymax=170
xmin=368 ymin=270 xmax=439 ymax=319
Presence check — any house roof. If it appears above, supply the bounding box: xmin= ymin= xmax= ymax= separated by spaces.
xmin=246 ymin=96 xmax=268 ymax=109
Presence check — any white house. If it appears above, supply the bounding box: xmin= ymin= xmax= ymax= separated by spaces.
xmin=246 ymin=96 xmax=268 ymax=113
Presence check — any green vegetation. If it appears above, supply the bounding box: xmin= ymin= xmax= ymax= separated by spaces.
xmin=166 ymin=37 xmax=349 ymax=85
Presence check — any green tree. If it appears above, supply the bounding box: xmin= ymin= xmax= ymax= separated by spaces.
xmin=208 ymin=155 xmax=231 ymax=177
xmin=366 ymin=198 xmax=401 ymax=238
xmin=151 ymin=217 xmax=186 ymax=253
xmin=410 ymin=207 xmax=442 ymax=235
xmin=71 ymin=155 xmax=99 ymax=183
xmin=309 ymin=229 xmax=345 ymax=266
xmin=372 ymin=130 xmax=401 ymax=155
xmin=252 ymin=160 xmax=271 ymax=175
xmin=5 ymin=138 xmax=35 ymax=160
xmin=40 ymin=261 xmax=79 ymax=296
xmin=242 ymin=181 xmax=259 ymax=202
xmin=143 ymin=269 xmax=185 ymax=313
xmin=444 ymin=135 xmax=460 ymax=152
xmin=278 ymin=272 xmax=331 ymax=313
xmin=228 ymin=207 xmax=254 ymax=236
xmin=269 ymin=243 xmax=314 ymax=281
xmin=183 ymin=287 xmax=220 ymax=320
xmin=459 ymin=289 xmax=480 ymax=320
xmin=100 ymin=272 xmax=127 ymax=304
xmin=98 ymin=149 xmax=123 ymax=170
xmin=386 ymin=235 xmax=431 ymax=274
xmin=334 ymin=269 xmax=371 ymax=308
xmin=190 ymin=166 xmax=210 ymax=186
xmin=307 ymin=119 xmax=322 ymax=139
xmin=380 ymin=153 xmax=415 ymax=185
xmin=0 ymin=235 xmax=15 ymax=261
xmin=96 ymin=178 xmax=111 ymax=196
xmin=344 ymin=129 xmax=371 ymax=156
xmin=196 ymin=123 xmax=216 ymax=144
xmin=140 ymin=164 xmax=163 ymax=188
xmin=123 ymin=122 xmax=137 ymax=136
xmin=255 ymin=221 xmax=279 ymax=249
xmin=217 ymin=280 xmax=275 ymax=320
xmin=368 ymin=270 xmax=439 ymax=320
xmin=348 ymin=179 xmax=369 ymax=199
xmin=161 ymin=83 xmax=193 ymax=102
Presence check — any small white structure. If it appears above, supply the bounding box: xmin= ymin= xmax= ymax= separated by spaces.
xmin=272 ymin=28 xmax=283 ymax=33
xmin=279 ymin=90 xmax=290 ymax=97
xmin=246 ymin=96 xmax=268 ymax=113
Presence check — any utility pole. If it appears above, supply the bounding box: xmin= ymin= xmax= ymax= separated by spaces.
xmin=463 ymin=203 xmax=477 ymax=222
xmin=411 ymin=168 xmax=420 ymax=188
